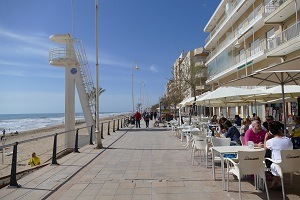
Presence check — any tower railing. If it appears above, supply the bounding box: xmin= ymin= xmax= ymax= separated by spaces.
xmin=74 ymin=39 xmax=96 ymax=116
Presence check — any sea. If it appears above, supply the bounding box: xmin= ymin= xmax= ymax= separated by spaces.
xmin=0 ymin=112 xmax=128 ymax=135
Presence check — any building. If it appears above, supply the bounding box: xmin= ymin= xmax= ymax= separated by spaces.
xmin=203 ymin=0 xmax=300 ymax=118
xmin=169 ymin=48 xmax=209 ymax=115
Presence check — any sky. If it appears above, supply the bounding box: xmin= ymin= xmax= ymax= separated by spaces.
xmin=0 ymin=0 xmax=220 ymax=114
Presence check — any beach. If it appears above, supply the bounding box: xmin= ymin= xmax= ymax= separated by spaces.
xmin=0 ymin=114 xmax=128 ymax=179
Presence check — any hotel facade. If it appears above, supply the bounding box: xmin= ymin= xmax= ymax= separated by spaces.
xmin=202 ymin=0 xmax=300 ymax=119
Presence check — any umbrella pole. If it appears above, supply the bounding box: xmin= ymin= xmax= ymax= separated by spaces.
xmin=281 ymin=80 xmax=287 ymax=136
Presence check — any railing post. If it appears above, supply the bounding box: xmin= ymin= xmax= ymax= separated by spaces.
xmin=89 ymin=125 xmax=94 ymax=145
xmin=121 ymin=118 xmax=123 ymax=128
xmin=107 ymin=121 xmax=111 ymax=135
xmin=9 ymin=142 xmax=21 ymax=188
xmin=113 ymin=120 xmax=116 ymax=132
xmin=74 ymin=129 xmax=80 ymax=153
xmin=51 ymin=133 xmax=59 ymax=165
xmin=101 ymin=122 xmax=104 ymax=139
xmin=117 ymin=119 xmax=120 ymax=130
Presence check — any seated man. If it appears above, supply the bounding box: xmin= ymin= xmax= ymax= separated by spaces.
xmin=262 ymin=116 xmax=284 ymax=131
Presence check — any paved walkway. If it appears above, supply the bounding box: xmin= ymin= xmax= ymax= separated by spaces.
xmin=0 ymin=121 xmax=299 ymax=200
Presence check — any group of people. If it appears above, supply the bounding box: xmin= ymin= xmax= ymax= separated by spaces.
xmin=133 ymin=111 xmax=157 ymax=128
xmin=210 ymin=113 xmax=300 ymax=190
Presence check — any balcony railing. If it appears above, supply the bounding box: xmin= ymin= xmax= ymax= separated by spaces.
xmin=205 ymin=0 xmax=243 ymax=44
xmin=207 ymin=39 xmax=267 ymax=82
xmin=206 ymin=4 xmax=264 ymax=62
xmin=265 ymin=0 xmax=288 ymax=15
xmin=267 ymin=21 xmax=300 ymax=50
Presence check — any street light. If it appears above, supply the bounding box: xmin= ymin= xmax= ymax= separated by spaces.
xmin=132 ymin=64 xmax=139 ymax=113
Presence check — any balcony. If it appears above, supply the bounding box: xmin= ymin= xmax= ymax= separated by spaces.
xmin=206 ymin=39 xmax=267 ymax=84
xmin=205 ymin=0 xmax=253 ymax=49
xmin=267 ymin=21 xmax=300 ymax=56
xmin=265 ymin=0 xmax=299 ymax=23
xmin=206 ymin=4 xmax=265 ymax=64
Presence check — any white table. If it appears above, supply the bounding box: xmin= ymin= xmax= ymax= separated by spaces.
xmin=177 ymin=125 xmax=192 ymax=142
xmin=211 ymin=146 xmax=264 ymax=190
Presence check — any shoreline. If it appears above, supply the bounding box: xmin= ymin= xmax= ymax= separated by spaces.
xmin=0 ymin=114 xmax=129 ymax=178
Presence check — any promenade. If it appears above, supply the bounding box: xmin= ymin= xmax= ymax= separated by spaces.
xmin=0 ymin=121 xmax=299 ymax=200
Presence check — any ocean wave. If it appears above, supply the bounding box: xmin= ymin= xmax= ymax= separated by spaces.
xmin=0 ymin=112 xmax=128 ymax=134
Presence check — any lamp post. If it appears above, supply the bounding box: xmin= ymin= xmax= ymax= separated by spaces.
xmin=95 ymin=0 xmax=102 ymax=149
xmin=132 ymin=65 xmax=139 ymax=113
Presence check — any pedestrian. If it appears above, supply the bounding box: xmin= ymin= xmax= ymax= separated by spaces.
xmin=2 ymin=129 xmax=5 ymax=137
xmin=150 ymin=111 xmax=153 ymax=120
xmin=28 ymin=152 xmax=40 ymax=167
xmin=153 ymin=111 xmax=157 ymax=120
xmin=134 ymin=111 xmax=141 ymax=128
xmin=144 ymin=113 xmax=150 ymax=128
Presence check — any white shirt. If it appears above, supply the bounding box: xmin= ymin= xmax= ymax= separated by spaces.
xmin=266 ymin=137 xmax=293 ymax=176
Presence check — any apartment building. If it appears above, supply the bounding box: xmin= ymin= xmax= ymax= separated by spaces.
xmin=203 ymin=0 xmax=300 ymax=118
xmin=172 ymin=48 xmax=209 ymax=99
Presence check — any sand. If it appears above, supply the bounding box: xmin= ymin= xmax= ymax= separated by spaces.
xmin=0 ymin=115 xmax=128 ymax=178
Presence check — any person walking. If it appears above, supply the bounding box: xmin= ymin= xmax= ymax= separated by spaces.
xmin=153 ymin=111 xmax=157 ymax=120
xmin=134 ymin=111 xmax=141 ymax=128
xmin=144 ymin=112 xmax=150 ymax=128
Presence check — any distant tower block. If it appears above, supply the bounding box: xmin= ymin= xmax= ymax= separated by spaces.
xmin=49 ymin=34 xmax=95 ymax=148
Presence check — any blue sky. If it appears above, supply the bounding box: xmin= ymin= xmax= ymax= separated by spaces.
xmin=0 ymin=0 xmax=219 ymax=114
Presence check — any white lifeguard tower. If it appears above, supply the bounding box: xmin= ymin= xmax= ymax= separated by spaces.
xmin=49 ymin=34 xmax=95 ymax=148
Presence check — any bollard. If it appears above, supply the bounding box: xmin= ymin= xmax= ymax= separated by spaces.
xmin=89 ymin=125 xmax=94 ymax=145
xmin=113 ymin=120 xmax=115 ymax=132
xmin=9 ymin=142 xmax=21 ymax=188
xmin=107 ymin=121 xmax=110 ymax=135
xmin=51 ymin=133 xmax=59 ymax=165
xmin=101 ymin=123 xmax=104 ymax=139
xmin=117 ymin=119 xmax=120 ymax=130
xmin=74 ymin=129 xmax=80 ymax=153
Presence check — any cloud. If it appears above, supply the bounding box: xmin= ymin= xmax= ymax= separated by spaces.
xmin=149 ymin=65 xmax=159 ymax=73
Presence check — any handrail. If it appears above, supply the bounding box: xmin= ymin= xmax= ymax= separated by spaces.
xmin=267 ymin=21 xmax=300 ymax=51
xmin=205 ymin=0 xmax=243 ymax=44
xmin=265 ymin=0 xmax=288 ymax=15
xmin=206 ymin=3 xmax=264 ymax=62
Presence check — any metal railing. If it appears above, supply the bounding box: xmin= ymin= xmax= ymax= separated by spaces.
xmin=205 ymin=0 xmax=243 ymax=44
xmin=267 ymin=21 xmax=300 ymax=50
xmin=265 ymin=0 xmax=288 ymax=15
xmin=0 ymin=116 xmax=128 ymax=188
xmin=206 ymin=3 xmax=264 ymax=62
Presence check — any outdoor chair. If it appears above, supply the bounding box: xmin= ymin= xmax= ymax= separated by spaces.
xmin=265 ymin=149 xmax=300 ymax=200
xmin=226 ymin=150 xmax=269 ymax=200
xmin=211 ymin=137 xmax=231 ymax=178
xmin=191 ymin=135 xmax=207 ymax=166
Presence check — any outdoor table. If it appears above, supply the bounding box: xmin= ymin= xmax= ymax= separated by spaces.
xmin=211 ymin=145 xmax=264 ymax=190
xmin=177 ymin=125 xmax=192 ymax=142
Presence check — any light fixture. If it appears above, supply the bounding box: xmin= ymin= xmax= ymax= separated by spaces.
xmin=235 ymin=40 xmax=241 ymax=48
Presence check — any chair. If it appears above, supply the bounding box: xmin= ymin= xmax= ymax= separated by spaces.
xmin=184 ymin=128 xmax=200 ymax=148
xmin=226 ymin=150 xmax=269 ymax=200
xmin=211 ymin=137 xmax=231 ymax=179
xmin=191 ymin=135 xmax=207 ymax=166
xmin=265 ymin=149 xmax=300 ymax=200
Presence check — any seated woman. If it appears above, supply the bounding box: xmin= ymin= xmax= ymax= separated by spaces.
xmin=264 ymin=122 xmax=293 ymax=190
xmin=223 ymin=120 xmax=241 ymax=145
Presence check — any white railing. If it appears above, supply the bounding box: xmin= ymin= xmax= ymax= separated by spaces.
xmin=206 ymin=4 xmax=264 ymax=62
xmin=207 ymin=39 xmax=267 ymax=81
xmin=205 ymin=0 xmax=243 ymax=44
xmin=74 ymin=40 xmax=96 ymax=116
xmin=267 ymin=21 xmax=300 ymax=50
xmin=265 ymin=0 xmax=288 ymax=15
